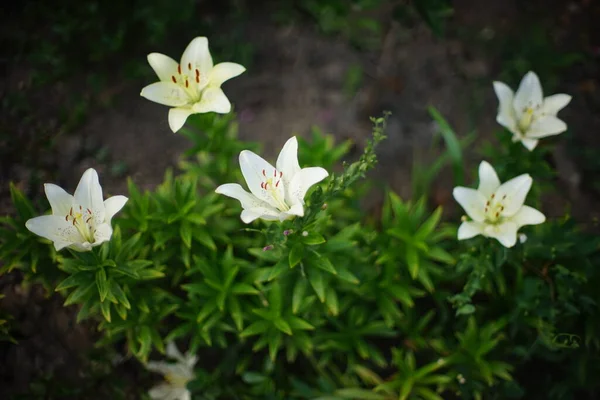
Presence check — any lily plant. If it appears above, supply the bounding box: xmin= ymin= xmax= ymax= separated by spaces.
xmin=493 ymin=71 xmax=571 ymax=150
xmin=453 ymin=161 xmax=545 ymax=248
xmin=140 ymin=36 xmax=246 ymax=133
xmin=25 ymin=168 xmax=128 ymax=252
xmin=215 ymin=136 xmax=329 ymax=223
xmin=146 ymin=342 xmax=197 ymax=400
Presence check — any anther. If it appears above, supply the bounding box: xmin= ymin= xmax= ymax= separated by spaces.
xmin=185 ymin=80 xmax=189 ymax=88
xmin=276 ymin=180 xmax=280 ymax=188
xmin=177 ymin=65 xmax=181 ymax=75
xmin=260 ymin=182 xmax=265 ymax=189
xmin=87 ymin=208 xmax=91 ymax=214
xmin=65 ymin=215 xmax=69 ymax=222
xmin=195 ymin=69 xmax=199 ymax=76
xmin=171 ymin=76 xmax=177 ymax=83
xmin=274 ymin=170 xmax=277 ymax=177
xmin=195 ymin=76 xmax=199 ymax=83
xmin=491 ymin=194 xmax=495 ymax=199
xmin=262 ymin=169 xmax=266 ymax=176
xmin=188 ymin=62 xmax=192 ymax=70
xmin=486 ymin=201 xmax=490 ymax=206
xmin=495 ymin=212 xmax=500 ymax=217
xmin=279 ymin=171 xmax=283 ymax=178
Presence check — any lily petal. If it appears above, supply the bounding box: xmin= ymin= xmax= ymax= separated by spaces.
xmin=483 ymin=221 xmax=518 ymax=248
xmin=281 ymin=203 xmax=304 ymax=220
xmin=526 ymin=116 xmax=567 ymax=139
xmin=148 ymin=383 xmax=175 ymax=400
xmin=215 ymin=183 xmax=275 ymax=211
xmin=457 ymin=221 xmax=485 ymax=240
xmin=541 ymin=94 xmax=571 ymax=116
xmin=287 ymin=167 xmax=329 ymax=204
xmin=180 ymin=37 xmax=213 ymax=76
xmin=74 ymin=169 xmax=106 ymax=224
xmin=209 ymin=62 xmax=246 ymax=87
xmin=493 ymin=81 xmax=517 ymax=132
xmin=25 ymin=215 xmax=83 ymax=251
xmin=477 ymin=161 xmax=500 ymax=198
xmin=166 ymin=342 xmax=186 ymax=364
xmin=514 ymin=71 xmax=543 ymax=115
xmin=238 ymin=150 xmax=284 ymax=208
xmin=192 ymin=87 xmax=231 ymax=114
xmin=519 ymin=137 xmax=539 ymax=151
xmin=147 ymin=53 xmax=179 ymax=82
xmin=511 ymin=205 xmax=545 ymax=228
xmin=93 ymin=223 xmax=112 ymax=247
xmin=44 ymin=183 xmax=73 ymax=216
xmin=452 ymin=187 xmax=486 ymax=223
xmin=494 ymin=174 xmax=532 ymax=217
xmin=241 ymin=208 xmax=281 ymax=223
xmin=275 ymin=136 xmax=301 ymax=189
xmin=141 ymin=82 xmax=191 ymax=107
xmin=104 ymin=195 xmax=128 ymax=223
xmin=168 ymin=107 xmax=195 ymax=133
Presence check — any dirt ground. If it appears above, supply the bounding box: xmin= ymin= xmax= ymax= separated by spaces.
xmin=1 ymin=0 xmax=599 ymax=397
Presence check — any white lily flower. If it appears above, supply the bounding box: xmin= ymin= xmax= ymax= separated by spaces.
xmin=146 ymin=342 xmax=197 ymax=400
xmin=452 ymin=161 xmax=546 ymax=248
xmin=493 ymin=71 xmax=571 ymax=151
xmin=25 ymin=168 xmax=128 ymax=252
xmin=215 ymin=136 xmax=329 ymax=223
xmin=140 ymin=36 xmax=246 ymax=133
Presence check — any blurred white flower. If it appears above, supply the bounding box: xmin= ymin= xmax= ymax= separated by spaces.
xmin=146 ymin=342 xmax=197 ymax=400
xmin=453 ymin=161 xmax=545 ymax=248
xmin=140 ymin=37 xmax=245 ymax=133
xmin=493 ymin=71 xmax=571 ymax=150
xmin=25 ymin=168 xmax=127 ymax=252
xmin=216 ymin=136 xmax=329 ymax=223
xmin=518 ymin=233 xmax=528 ymax=244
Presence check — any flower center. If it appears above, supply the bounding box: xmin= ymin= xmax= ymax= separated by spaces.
xmin=171 ymin=63 xmax=209 ymax=100
xmin=65 ymin=205 xmax=96 ymax=243
xmin=518 ymin=107 xmax=535 ymax=132
xmin=483 ymin=193 xmax=507 ymax=224
xmin=165 ymin=372 xmax=190 ymax=388
xmin=260 ymin=168 xmax=289 ymax=211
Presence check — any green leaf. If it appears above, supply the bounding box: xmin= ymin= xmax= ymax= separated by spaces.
xmin=10 ymin=183 xmax=35 ymax=220
xmin=406 ymin=246 xmax=420 ymax=279
xmin=267 ymin=259 xmax=289 ymax=281
xmin=287 ymin=316 xmax=314 ymax=331
xmin=337 ymin=267 xmax=360 ymax=284
xmin=180 ymin=221 xmax=192 ymax=249
xmin=334 ymin=388 xmax=387 ymax=400
xmin=302 ymin=232 xmax=326 ymax=245
xmin=194 ymin=229 xmax=217 ymax=251
xmin=268 ymin=282 xmax=283 ymax=315
xmin=111 ymin=282 xmax=130 ymax=309
xmin=456 ymin=304 xmax=476 ymax=316
xmin=100 ymin=300 xmax=111 ymax=322
xmin=325 ymin=288 xmax=339 ymax=315
xmin=274 ymin=318 xmax=292 ymax=335
xmin=289 ymin=243 xmax=304 ymax=268
xmin=428 ymin=106 xmax=464 ymax=185
xmin=415 ymin=207 xmax=442 ymax=240
xmin=428 ymin=246 xmax=455 ymax=265
xmin=292 ymin=279 xmax=308 ymax=314
xmin=312 ymin=256 xmax=337 ymax=275
xmin=55 ymin=272 xmax=90 ymax=292
xmin=64 ymin=282 xmax=95 ymax=306
xmin=231 ymin=283 xmax=259 ymax=295
xmin=96 ymin=268 xmax=109 ymax=302
xmin=240 ymin=321 xmax=270 ymax=338
xmin=308 ymin=269 xmax=326 ymax=302
xmin=137 ymin=267 xmax=165 ymax=280
xmin=138 ymin=326 xmax=152 ymax=359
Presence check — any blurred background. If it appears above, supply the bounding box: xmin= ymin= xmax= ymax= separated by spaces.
xmin=1 ymin=0 xmax=599 ymax=397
